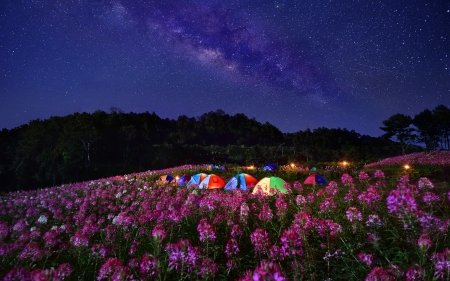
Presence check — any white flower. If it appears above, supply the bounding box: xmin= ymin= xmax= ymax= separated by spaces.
xmin=38 ymin=215 xmax=48 ymax=224
xmin=116 ymin=193 xmax=122 ymax=199
xmin=30 ymin=227 xmax=37 ymax=231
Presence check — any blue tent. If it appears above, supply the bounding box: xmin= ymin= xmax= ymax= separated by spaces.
xmin=224 ymin=173 xmax=258 ymax=191
xmin=186 ymin=173 xmax=208 ymax=187
xmin=176 ymin=175 xmax=191 ymax=186
xmin=263 ymin=163 xmax=277 ymax=171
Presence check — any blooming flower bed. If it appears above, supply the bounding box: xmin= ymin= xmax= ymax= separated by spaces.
xmin=365 ymin=151 xmax=450 ymax=168
xmin=1 ymin=167 xmax=450 ymax=280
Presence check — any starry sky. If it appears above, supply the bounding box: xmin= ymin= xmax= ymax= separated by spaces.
xmin=1 ymin=0 xmax=449 ymax=137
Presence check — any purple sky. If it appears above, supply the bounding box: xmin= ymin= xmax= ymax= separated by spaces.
xmin=1 ymin=0 xmax=449 ymax=136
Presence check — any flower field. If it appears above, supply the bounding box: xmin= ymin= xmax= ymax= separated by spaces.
xmin=1 ymin=164 xmax=450 ymax=280
xmin=364 ymin=151 xmax=450 ymax=168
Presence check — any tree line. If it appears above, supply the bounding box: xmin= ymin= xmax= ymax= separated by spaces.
xmin=0 ymin=108 xmax=428 ymax=192
xmin=380 ymin=104 xmax=450 ymax=153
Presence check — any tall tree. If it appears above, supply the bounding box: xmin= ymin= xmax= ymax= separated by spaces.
xmin=380 ymin=113 xmax=415 ymax=154
xmin=433 ymin=105 xmax=450 ymax=150
xmin=413 ymin=109 xmax=440 ymax=150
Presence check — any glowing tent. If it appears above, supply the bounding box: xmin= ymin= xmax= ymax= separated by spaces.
xmin=158 ymin=175 xmax=174 ymax=183
xmin=252 ymin=176 xmax=287 ymax=194
xmin=176 ymin=175 xmax=191 ymax=186
xmin=224 ymin=173 xmax=258 ymax=191
xmin=186 ymin=173 xmax=208 ymax=187
xmin=263 ymin=164 xmax=277 ymax=171
xmin=304 ymin=174 xmax=327 ymax=185
xmin=199 ymin=174 xmax=226 ymax=189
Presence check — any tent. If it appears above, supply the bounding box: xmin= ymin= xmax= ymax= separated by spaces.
xmin=199 ymin=174 xmax=226 ymax=189
xmin=304 ymin=174 xmax=327 ymax=185
xmin=252 ymin=176 xmax=287 ymax=194
xmin=186 ymin=173 xmax=208 ymax=187
xmin=176 ymin=175 xmax=191 ymax=186
xmin=224 ymin=173 xmax=258 ymax=191
xmin=159 ymin=175 xmax=174 ymax=183
xmin=263 ymin=163 xmax=277 ymax=171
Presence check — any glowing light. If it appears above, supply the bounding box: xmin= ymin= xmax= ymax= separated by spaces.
xmin=290 ymin=163 xmax=295 ymax=168
xmin=342 ymin=161 xmax=348 ymax=166
xmin=404 ymin=164 xmax=410 ymax=170
xmin=248 ymin=165 xmax=254 ymax=170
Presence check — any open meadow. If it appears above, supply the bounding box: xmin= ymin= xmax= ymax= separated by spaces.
xmin=1 ymin=151 xmax=450 ymax=280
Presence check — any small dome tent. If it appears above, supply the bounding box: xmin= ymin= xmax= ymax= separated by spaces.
xmin=199 ymin=174 xmax=226 ymax=189
xmin=186 ymin=173 xmax=208 ymax=187
xmin=158 ymin=175 xmax=174 ymax=183
xmin=263 ymin=164 xmax=277 ymax=171
xmin=176 ymin=175 xmax=191 ymax=186
xmin=252 ymin=176 xmax=287 ymax=195
xmin=224 ymin=173 xmax=258 ymax=191
xmin=304 ymin=174 xmax=327 ymax=185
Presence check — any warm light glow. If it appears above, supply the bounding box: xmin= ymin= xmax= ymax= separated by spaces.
xmin=404 ymin=164 xmax=410 ymax=170
xmin=175 ymin=176 xmax=179 ymax=180
xmin=291 ymin=163 xmax=295 ymax=168
xmin=343 ymin=161 xmax=348 ymax=166
xmin=248 ymin=165 xmax=254 ymax=170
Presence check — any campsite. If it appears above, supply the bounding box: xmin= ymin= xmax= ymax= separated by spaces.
xmin=1 ymin=151 xmax=450 ymax=280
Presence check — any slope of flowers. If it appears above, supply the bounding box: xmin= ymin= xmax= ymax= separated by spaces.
xmin=365 ymin=151 xmax=450 ymax=168
xmin=1 ymin=170 xmax=450 ymax=280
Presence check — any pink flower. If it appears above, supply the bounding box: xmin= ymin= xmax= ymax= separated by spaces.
xmin=365 ymin=214 xmax=382 ymax=227
xmin=70 ymin=230 xmax=89 ymax=247
xmin=346 ymin=207 xmax=362 ymax=222
xmin=198 ymin=258 xmax=219 ymax=278
xmin=275 ymin=197 xmax=288 ymax=217
xmin=151 ymin=225 xmax=166 ymax=241
xmin=139 ymin=253 xmax=158 ymax=278
xmin=358 ymin=253 xmax=373 ymax=266
xmin=97 ymin=258 xmax=131 ymax=280
xmin=252 ymin=260 xmax=287 ymax=281
xmin=19 ymin=242 xmax=42 ymax=262
xmin=417 ymin=234 xmax=432 ymax=251
xmin=258 ymin=203 xmax=273 ymax=221
xmin=358 ymin=171 xmax=370 ymax=183
xmin=406 ymin=264 xmax=424 ymax=281
xmin=225 ymin=238 xmax=240 ymax=258
xmin=319 ymin=197 xmax=337 ymax=213
xmin=231 ymin=224 xmax=243 ymax=238
xmin=422 ymin=192 xmax=440 ymax=205
xmin=430 ymin=248 xmax=450 ymax=280
xmin=250 ymin=228 xmax=271 ymax=255
xmin=91 ymin=244 xmax=109 ymax=258
xmin=418 ymin=177 xmax=434 ymax=189
xmin=280 ymin=224 xmax=303 ymax=257
xmin=57 ymin=263 xmax=73 ymax=279
xmin=365 ymin=267 xmax=395 ymax=281
xmin=293 ymin=181 xmax=303 ymax=191
xmin=296 ymin=195 xmax=307 ymax=206
xmin=197 ymin=218 xmax=216 ymax=242
xmin=387 ymin=186 xmax=418 ymax=218
xmin=165 ymin=239 xmax=200 ymax=273
xmin=373 ymin=170 xmax=385 ymax=180
xmin=341 ymin=174 xmax=354 ymax=187
xmin=0 ymin=221 xmax=9 ymax=241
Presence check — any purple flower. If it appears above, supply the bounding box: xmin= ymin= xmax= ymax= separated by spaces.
xmin=252 ymin=260 xmax=287 ymax=281
xmin=250 ymin=228 xmax=271 ymax=255
xmin=358 ymin=253 xmax=373 ymax=266
xmin=422 ymin=192 xmax=440 ymax=205
xmin=258 ymin=203 xmax=274 ymax=221
xmin=405 ymin=264 xmax=424 ymax=281
xmin=197 ymin=218 xmax=216 ymax=242
xmin=151 ymin=224 xmax=166 ymax=241
xmin=365 ymin=267 xmax=395 ymax=281
xmin=225 ymin=238 xmax=240 ymax=258
xmin=430 ymin=248 xmax=450 ymax=279
xmin=418 ymin=177 xmax=434 ymax=189
xmin=198 ymin=258 xmax=219 ymax=278
xmin=140 ymin=253 xmax=158 ymax=278
xmin=358 ymin=171 xmax=370 ymax=183
xmin=346 ymin=207 xmax=362 ymax=222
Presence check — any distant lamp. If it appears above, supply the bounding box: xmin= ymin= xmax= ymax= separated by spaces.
xmin=175 ymin=176 xmax=179 ymax=181
xmin=290 ymin=163 xmax=295 ymax=168
xmin=342 ymin=161 xmax=348 ymax=167
xmin=248 ymin=165 xmax=254 ymax=170
xmin=404 ymin=164 xmax=410 ymax=170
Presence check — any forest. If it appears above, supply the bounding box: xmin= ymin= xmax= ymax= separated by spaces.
xmin=0 ymin=105 xmax=449 ymax=192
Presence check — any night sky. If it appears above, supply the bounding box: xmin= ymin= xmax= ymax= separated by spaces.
xmin=1 ymin=0 xmax=449 ymax=137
